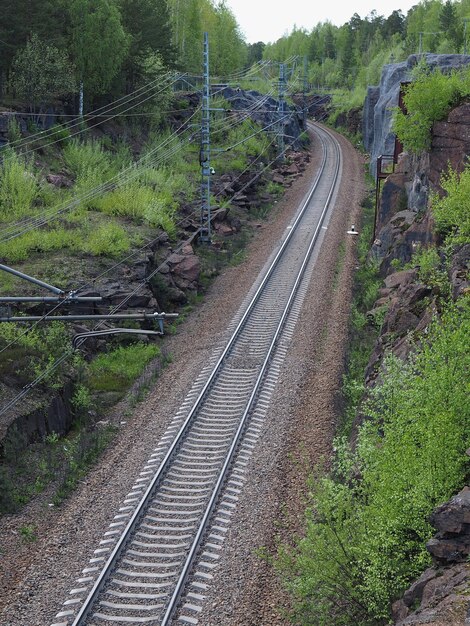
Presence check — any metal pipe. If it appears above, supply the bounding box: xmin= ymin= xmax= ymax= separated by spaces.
xmin=0 ymin=312 xmax=178 ymax=322
xmin=72 ymin=328 xmax=162 ymax=350
xmin=0 ymin=296 xmax=102 ymax=303
xmin=0 ymin=263 xmax=64 ymax=294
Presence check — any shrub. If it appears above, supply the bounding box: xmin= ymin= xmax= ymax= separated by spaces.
xmin=0 ymin=149 xmax=38 ymax=219
xmin=0 ymin=320 xmax=71 ymax=388
xmin=431 ymin=164 xmax=470 ymax=243
xmin=7 ymin=117 xmax=22 ymax=144
xmin=393 ymin=64 xmax=470 ymax=154
xmin=63 ymin=139 xmax=112 ymax=181
xmin=63 ymin=138 xmax=119 ymax=202
xmin=275 ymin=296 xmax=470 ymax=624
xmin=81 ymin=222 xmax=131 ymax=257
xmin=95 ymin=183 xmax=156 ymax=219
xmin=95 ymin=180 xmax=178 ymax=236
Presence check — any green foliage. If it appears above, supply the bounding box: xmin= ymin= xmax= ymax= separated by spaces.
xmin=393 ymin=64 xmax=470 ymax=153
xmin=167 ymin=0 xmax=246 ymax=74
xmin=118 ymin=0 xmax=176 ymax=91
xmin=7 ymin=117 xmax=22 ymax=144
xmin=213 ymin=119 xmax=271 ymax=175
xmin=67 ymin=0 xmax=129 ymax=104
xmin=0 ymin=149 xmax=38 ymax=220
xmin=94 ymin=165 xmax=189 ymax=236
xmin=52 ymin=425 xmax=117 ymax=503
xmin=0 ymin=320 xmax=72 ymax=390
xmin=7 ymin=33 xmax=76 ymax=112
xmin=63 ymin=139 xmax=114 ymax=187
xmin=71 ymin=384 xmax=91 ymax=413
xmin=431 ymin=163 xmax=470 ymax=243
xmin=326 ymin=192 xmax=381 ymax=437
xmin=19 ymin=524 xmax=37 ymax=542
xmin=0 ymin=422 xmax=116 ymax=513
xmin=43 ymin=124 xmax=72 ymax=147
xmin=95 ymin=183 xmax=157 ymax=219
xmin=87 ymin=343 xmax=160 ymax=391
xmin=81 ymin=222 xmax=131 ymax=257
xmin=275 ymin=472 xmax=370 ymax=626
xmin=405 ymin=245 xmax=450 ymax=296
xmin=0 ymin=227 xmax=74 ymax=262
xmin=275 ymin=296 xmax=470 ymax=624
xmin=0 ymin=220 xmax=130 ymax=262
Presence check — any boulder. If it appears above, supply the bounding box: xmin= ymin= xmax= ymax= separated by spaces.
xmin=384 ymin=269 xmax=417 ymax=290
xmin=392 ymin=488 xmax=470 ymax=624
xmin=449 ymin=243 xmax=470 ymax=299
xmin=392 ymin=563 xmax=469 ymax=625
xmin=46 ymin=173 xmax=73 ymax=188
xmin=214 ymin=221 xmax=234 ymax=237
xmin=427 ymin=487 xmax=470 ymax=563
xmin=169 ymin=253 xmax=200 ymax=290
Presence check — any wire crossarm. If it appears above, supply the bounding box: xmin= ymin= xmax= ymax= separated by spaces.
xmin=0 ymin=263 xmax=102 ymax=303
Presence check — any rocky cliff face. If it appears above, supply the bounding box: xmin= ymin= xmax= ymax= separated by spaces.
xmin=362 ymin=74 xmax=470 ymax=623
xmin=370 ymin=102 xmax=470 ymax=277
xmin=363 ymin=53 xmax=470 ymax=178
xmin=392 ymin=488 xmax=470 ymax=625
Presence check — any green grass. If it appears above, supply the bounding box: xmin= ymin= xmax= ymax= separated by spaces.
xmin=0 ymin=218 xmax=132 ymax=262
xmin=87 ymin=343 xmax=161 ymax=392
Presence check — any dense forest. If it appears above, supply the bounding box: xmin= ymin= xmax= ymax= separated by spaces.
xmin=3 ymin=0 xmax=470 ymax=114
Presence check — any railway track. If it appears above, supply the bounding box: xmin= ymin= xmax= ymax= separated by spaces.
xmin=51 ymin=122 xmax=342 ymax=626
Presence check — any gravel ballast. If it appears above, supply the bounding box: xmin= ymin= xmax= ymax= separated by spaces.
xmin=0 ymin=126 xmax=366 ymax=626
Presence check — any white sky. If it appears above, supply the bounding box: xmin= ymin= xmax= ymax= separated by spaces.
xmin=227 ymin=0 xmax=420 ymax=44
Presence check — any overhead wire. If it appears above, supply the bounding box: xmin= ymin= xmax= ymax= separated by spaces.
xmin=1 ymin=74 xmax=298 ymax=244
xmin=1 ymin=62 xmax=300 ymax=243
xmin=1 ymin=72 xmax=181 ymax=154
xmin=0 ymin=127 xmax=289 ymax=419
xmin=0 ymin=130 xmax=274 ymax=361
xmin=0 ymin=80 xmax=197 ymax=242
xmin=0 ymin=107 xmax=202 ymax=242
xmin=0 ymin=103 xmax=287 ymax=350
xmin=2 ymin=75 xmax=184 ymax=160
xmin=0 ymin=127 xmax=286 ymax=415
xmin=0 ymin=58 xmax=306 ymax=415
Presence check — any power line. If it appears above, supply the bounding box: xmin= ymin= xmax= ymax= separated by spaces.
xmin=2 ymin=75 xmax=184 ymax=159
xmin=0 ymin=125 xmax=291 ymax=419
xmin=0 ymin=49 xmax=305 ymax=413
xmin=0 ymin=109 xmax=201 ymax=243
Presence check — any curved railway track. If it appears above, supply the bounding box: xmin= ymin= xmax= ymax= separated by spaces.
xmin=51 ymin=122 xmax=342 ymax=626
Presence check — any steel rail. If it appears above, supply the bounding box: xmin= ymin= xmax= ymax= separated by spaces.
xmin=69 ymin=122 xmax=341 ymax=626
xmin=161 ymin=122 xmax=341 ymax=625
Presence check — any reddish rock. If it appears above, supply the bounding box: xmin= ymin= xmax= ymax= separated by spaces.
xmin=430 ymin=103 xmax=470 ymax=190
xmin=450 ymin=243 xmax=470 ymax=300
xmin=214 ymin=222 xmax=234 ymax=237
xmin=393 ymin=564 xmax=469 ymax=625
xmin=170 ymin=254 xmax=200 ymax=283
xmin=285 ymin=163 xmax=300 ymax=175
xmin=384 ymin=269 xmax=417 ymax=290
xmin=431 ymin=487 xmax=470 ymax=534
xmin=46 ymin=173 xmax=73 ymax=188
xmin=376 ymin=171 xmax=409 ymax=233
